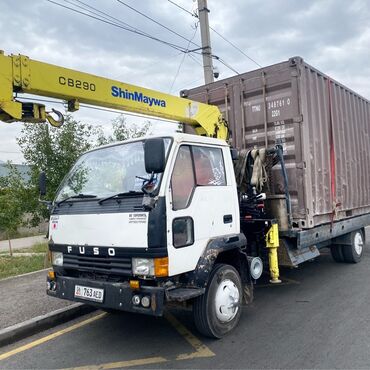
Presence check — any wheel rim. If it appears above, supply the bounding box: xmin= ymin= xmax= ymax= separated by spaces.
xmin=354 ymin=232 xmax=364 ymax=256
xmin=214 ymin=279 xmax=240 ymax=322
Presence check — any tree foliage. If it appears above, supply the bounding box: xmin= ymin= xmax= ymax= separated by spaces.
xmin=97 ymin=115 xmax=151 ymax=145
xmin=0 ymin=163 xmax=27 ymax=250
xmin=10 ymin=114 xmax=150 ymax=224
xmin=15 ymin=115 xmax=99 ymax=224
xmin=18 ymin=115 xmax=98 ymax=197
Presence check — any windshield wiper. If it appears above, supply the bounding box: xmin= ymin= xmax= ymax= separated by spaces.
xmin=98 ymin=191 xmax=143 ymax=205
xmin=57 ymin=193 xmax=97 ymax=206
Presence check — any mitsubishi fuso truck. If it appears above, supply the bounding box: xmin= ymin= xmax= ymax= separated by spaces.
xmin=0 ymin=51 xmax=369 ymax=338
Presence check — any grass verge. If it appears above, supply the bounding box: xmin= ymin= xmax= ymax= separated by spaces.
xmin=0 ymin=230 xmax=45 ymax=241
xmin=0 ymin=242 xmax=49 ymax=255
xmin=0 ymin=243 xmax=50 ymax=280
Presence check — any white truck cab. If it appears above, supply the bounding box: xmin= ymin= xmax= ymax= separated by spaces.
xmin=47 ymin=133 xmax=250 ymax=338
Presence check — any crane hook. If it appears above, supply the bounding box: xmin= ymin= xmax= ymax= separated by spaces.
xmin=46 ymin=108 xmax=64 ymax=128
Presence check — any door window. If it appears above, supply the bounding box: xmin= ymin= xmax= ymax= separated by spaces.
xmin=192 ymin=146 xmax=226 ymax=186
xmin=171 ymin=146 xmax=195 ymax=210
xmin=171 ymin=145 xmax=226 ymax=210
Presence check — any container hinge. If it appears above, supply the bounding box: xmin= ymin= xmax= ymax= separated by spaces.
xmin=293 ymin=115 xmax=303 ymax=123
xmin=289 ymin=56 xmax=303 ymax=67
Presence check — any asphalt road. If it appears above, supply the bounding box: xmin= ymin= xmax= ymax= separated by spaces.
xmin=1 ymin=229 xmax=369 ymax=369
xmin=0 ymin=270 xmax=72 ymax=330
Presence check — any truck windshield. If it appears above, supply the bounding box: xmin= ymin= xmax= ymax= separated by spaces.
xmin=55 ymin=138 xmax=171 ymax=203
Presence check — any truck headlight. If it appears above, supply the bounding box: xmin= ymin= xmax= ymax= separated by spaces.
xmin=132 ymin=258 xmax=154 ymax=276
xmin=51 ymin=251 xmax=63 ymax=266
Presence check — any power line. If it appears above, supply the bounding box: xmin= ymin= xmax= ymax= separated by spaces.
xmin=47 ymin=0 xmax=240 ymax=75
xmin=113 ymin=50 xmax=184 ymax=80
xmin=187 ymin=52 xmax=203 ymax=66
xmin=116 ymin=0 xmax=239 ymax=75
xmin=167 ymin=0 xmax=195 ymax=17
xmin=63 ymin=0 xmax=131 ymax=28
xmin=115 ymin=0 xmax=216 ymax=80
xmin=213 ymin=55 xmax=239 ymax=75
xmin=167 ymin=0 xmax=262 ymax=69
xmin=173 ymin=76 xmax=204 ymax=92
xmin=63 ymin=0 xmax=199 ymax=75
xmin=117 ymin=0 xmax=200 ymax=49
xmin=114 ymin=1 xmax=204 ymax=90
xmin=169 ymin=22 xmax=199 ymax=93
xmin=46 ymin=0 xmax=190 ymax=53
xmin=209 ymin=27 xmax=262 ymax=68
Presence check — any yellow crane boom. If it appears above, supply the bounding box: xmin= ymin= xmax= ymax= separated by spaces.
xmin=0 ymin=50 xmax=228 ymax=140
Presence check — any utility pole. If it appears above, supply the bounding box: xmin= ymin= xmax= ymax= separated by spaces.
xmin=197 ymin=0 xmax=214 ymax=84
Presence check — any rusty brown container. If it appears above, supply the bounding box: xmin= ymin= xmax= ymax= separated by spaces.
xmin=182 ymin=57 xmax=370 ymax=229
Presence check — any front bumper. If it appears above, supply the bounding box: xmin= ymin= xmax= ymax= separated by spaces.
xmin=47 ymin=275 xmax=165 ymax=316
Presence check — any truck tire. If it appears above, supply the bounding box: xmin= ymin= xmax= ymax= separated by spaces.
xmin=342 ymin=230 xmax=364 ymax=263
xmin=330 ymin=245 xmax=344 ymax=262
xmin=193 ymin=263 xmax=242 ymax=339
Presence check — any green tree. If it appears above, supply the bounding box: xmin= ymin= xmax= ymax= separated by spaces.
xmin=0 ymin=163 xmax=27 ymax=255
xmin=97 ymin=114 xmax=151 ymax=145
xmin=16 ymin=113 xmax=151 ymax=224
xmin=17 ymin=115 xmax=99 ymax=224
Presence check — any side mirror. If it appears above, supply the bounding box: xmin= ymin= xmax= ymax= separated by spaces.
xmin=144 ymin=138 xmax=166 ymax=173
xmin=230 ymin=148 xmax=239 ymax=160
xmin=39 ymin=172 xmax=47 ymax=196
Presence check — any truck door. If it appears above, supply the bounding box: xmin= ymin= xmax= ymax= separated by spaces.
xmin=166 ymin=144 xmax=238 ymax=276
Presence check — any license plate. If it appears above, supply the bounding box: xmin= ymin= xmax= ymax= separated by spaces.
xmin=74 ymin=285 xmax=104 ymax=303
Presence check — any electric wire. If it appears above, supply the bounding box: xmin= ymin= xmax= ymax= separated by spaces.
xmin=213 ymin=55 xmax=239 ymax=75
xmin=115 ymin=0 xmax=212 ymax=73
xmin=46 ymin=0 xmax=192 ymax=53
xmin=47 ymin=0 xmax=239 ymax=74
xmin=63 ymin=0 xmax=134 ymax=29
xmin=115 ymin=0 xmax=238 ymax=74
xmin=113 ymin=50 xmax=184 ymax=80
xmin=117 ymin=0 xmax=200 ymax=48
xmin=187 ymin=52 xmax=203 ymax=66
xmin=167 ymin=0 xmax=195 ymax=17
xmin=209 ymin=27 xmax=262 ymax=68
xmin=168 ymin=22 xmax=199 ymax=93
xmin=167 ymin=0 xmax=262 ymax=68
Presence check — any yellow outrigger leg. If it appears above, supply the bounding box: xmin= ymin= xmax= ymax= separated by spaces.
xmin=266 ymin=223 xmax=281 ymax=284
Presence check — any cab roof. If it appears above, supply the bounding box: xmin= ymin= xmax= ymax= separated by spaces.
xmin=88 ymin=133 xmax=229 ymax=154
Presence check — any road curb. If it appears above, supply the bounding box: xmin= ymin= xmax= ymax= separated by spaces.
xmin=0 ymin=268 xmax=51 ymax=283
xmin=0 ymin=303 xmax=96 ymax=348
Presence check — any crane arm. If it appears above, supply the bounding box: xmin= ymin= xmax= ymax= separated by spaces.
xmin=0 ymin=51 xmax=228 ymax=140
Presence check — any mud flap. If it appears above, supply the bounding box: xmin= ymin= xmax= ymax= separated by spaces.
xmin=243 ymin=283 xmax=254 ymax=305
xmin=278 ymin=238 xmax=320 ymax=267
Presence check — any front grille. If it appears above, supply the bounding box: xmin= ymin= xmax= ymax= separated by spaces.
xmin=63 ymin=254 xmax=132 ymax=276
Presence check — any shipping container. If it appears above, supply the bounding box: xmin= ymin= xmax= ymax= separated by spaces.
xmin=182 ymin=57 xmax=370 ymax=231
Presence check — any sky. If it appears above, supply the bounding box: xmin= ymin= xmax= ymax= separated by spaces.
xmin=0 ymin=0 xmax=369 ymax=163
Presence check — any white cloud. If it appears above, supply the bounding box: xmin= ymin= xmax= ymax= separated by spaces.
xmin=0 ymin=0 xmax=369 ymax=162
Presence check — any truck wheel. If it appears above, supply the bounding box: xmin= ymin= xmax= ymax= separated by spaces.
xmin=342 ymin=230 xmax=364 ymax=263
xmin=193 ymin=264 xmax=242 ymax=339
xmin=330 ymin=245 xmax=344 ymax=262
